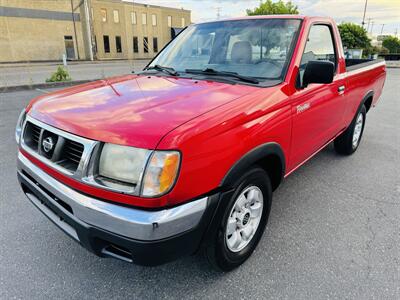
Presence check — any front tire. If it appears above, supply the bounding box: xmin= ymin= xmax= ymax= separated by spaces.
xmin=334 ymin=105 xmax=367 ymax=155
xmin=205 ymin=167 xmax=272 ymax=271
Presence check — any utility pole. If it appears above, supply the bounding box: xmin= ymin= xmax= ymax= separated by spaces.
xmin=83 ymin=0 xmax=93 ymax=61
xmin=361 ymin=0 xmax=368 ymax=28
xmin=70 ymin=0 xmax=80 ymax=59
xmin=216 ymin=0 xmax=222 ymax=20
xmin=380 ymin=24 xmax=385 ymax=35
xmin=370 ymin=21 xmax=374 ymax=35
xmin=131 ymin=0 xmax=135 ymax=70
xmin=216 ymin=7 xmax=221 ymax=20
xmin=366 ymin=18 xmax=372 ymax=32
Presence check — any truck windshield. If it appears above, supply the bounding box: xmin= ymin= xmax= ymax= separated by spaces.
xmin=148 ymin=18 xmax=301 ymax=83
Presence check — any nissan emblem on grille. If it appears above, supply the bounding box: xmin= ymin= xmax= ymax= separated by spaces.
xmin=42 ymin=137 xmax=54 ymax=153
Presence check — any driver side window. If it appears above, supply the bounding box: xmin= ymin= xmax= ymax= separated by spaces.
xmin=299 ymin=24 xmax=336 ymax=85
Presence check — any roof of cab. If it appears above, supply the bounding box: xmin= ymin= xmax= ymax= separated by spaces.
xmin=195 ymin=15 xmax=334 ymax=25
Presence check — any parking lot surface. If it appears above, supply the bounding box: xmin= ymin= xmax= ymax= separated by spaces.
xmin=0 ymin=69 xmax=399 ymax=299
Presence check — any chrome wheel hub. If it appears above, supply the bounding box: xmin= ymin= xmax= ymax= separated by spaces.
xmin=352 ymin=113 xmax=364 ymax=148
xmin=225 ymin=186 xmax=264 ymax=252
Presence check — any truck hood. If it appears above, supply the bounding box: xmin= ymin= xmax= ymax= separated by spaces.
xmin=28 ymin=75 xmax=257 ymax=149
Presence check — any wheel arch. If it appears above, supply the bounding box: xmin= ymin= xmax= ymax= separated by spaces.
xmin=220 ymin=142 xmax=286 ymax=191
xmin=361 ymin=90 xmax=374 ymax=113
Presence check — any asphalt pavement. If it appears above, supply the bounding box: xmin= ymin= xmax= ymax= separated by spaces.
xmin=0 ymin=69 xmax=399 ymax=299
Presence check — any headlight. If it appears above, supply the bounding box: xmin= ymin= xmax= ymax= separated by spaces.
xmin=15 ymin=109 xmax=27 ymax=144
xmin=96 ymin=144 xmax=181 ymax=197
xmin=98 ymin=144 xmax=150 ymax=193
xmin=141 ymin=151 xmax=180 ymax=197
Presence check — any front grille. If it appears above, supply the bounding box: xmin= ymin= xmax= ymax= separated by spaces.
xmin=31 ymin=124 xmax=41 ymax=145
xmin=57 ymin=139 xmax=84 ymax=171
xmin=23 ymin=121 xmax=85 ymax=173
xmin=24 ymin=122 xmax=42 ymax=150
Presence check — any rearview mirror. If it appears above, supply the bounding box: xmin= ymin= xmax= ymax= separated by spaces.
xmin=302 ymin=60 xmax=334 ymax=88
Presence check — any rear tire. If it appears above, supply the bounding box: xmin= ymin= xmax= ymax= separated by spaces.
xmin=205 ymin=167 xmax=272 ymax=271
xmin=334 ymin=105 xmax=366 ymax=155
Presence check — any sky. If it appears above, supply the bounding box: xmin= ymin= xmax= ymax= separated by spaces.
xmin=127 ymin=0 xmax=400 ymax=36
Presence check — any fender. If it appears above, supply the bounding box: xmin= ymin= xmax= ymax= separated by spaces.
xmin=343 ymin=90 xmax=374 ymax=132
xmin=199 ymin=142 xmax=285 ymax=250
xmin=220 ymin=142 xmax=286 ymax=189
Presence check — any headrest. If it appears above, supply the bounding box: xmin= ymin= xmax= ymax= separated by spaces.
xmin=231 ymin=41 xmax=252 ymax=64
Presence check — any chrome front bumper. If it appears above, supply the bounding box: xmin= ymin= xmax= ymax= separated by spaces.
xmin=17 ymin=151 xmax=207 ymax=241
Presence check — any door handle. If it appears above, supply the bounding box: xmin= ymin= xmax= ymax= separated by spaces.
xmin=338 ymin=85 xmax=345 ymax=94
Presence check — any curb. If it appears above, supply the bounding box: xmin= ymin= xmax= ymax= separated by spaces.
xmin=0 ymin=79 xmax=98 ymax=93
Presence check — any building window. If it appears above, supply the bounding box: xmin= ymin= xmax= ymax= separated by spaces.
xmin=153 ymin=37 xmax=158 ymax=53
xmin=143 ymin=37 xmax=148 ymax=53
xmin=181 ymin=17 xmax=185 ymax=27
xmin=131 ymin=12 xmax=136 ymax=24
xmin=113 ymin=10 xmax=119 ymax=23
xmin=142 ymin=13 xmax=147 ymax=25
xmin=116 ymin=36 xmax=122 ymax=53
xmin=101 ymin=8 xmax=107 ymax=22
xmin=103 ymin=35 xmax=110 ymax=53
xmin=152 ymin=14 xmax=157 ymax=26
xmin=64 ymin=36 xmax=75 ymax=59
xmin=167 ymin=15 xmax=172 ymax=27
xmin=133 ymin=37 xmax=139 ymax=53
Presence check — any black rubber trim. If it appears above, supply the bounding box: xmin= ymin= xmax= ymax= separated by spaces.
xmin=354 ymin=90 xmax=374 ymax=114
xmin=362 ymin=90 xmax=374 ymax=105
xmin=220 ymin=142 xmax=285 ymax=188
xmin=197 ymin=189 xmax=235 ymax=251
xmin=18 ymin=171 xmax=220 ymax=266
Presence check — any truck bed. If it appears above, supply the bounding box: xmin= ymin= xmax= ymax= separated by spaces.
xmin=345 ymin=58 xmax=384 ymax=71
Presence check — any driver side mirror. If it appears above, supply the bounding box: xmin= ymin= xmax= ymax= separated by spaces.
xmin=302 ymin=60 xmax=334 ymax=88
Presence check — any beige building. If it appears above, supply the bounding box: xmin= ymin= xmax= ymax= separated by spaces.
xmin=0 ymin=0 xmax=191 ymax=62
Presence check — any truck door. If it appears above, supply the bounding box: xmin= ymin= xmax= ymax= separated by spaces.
xmin=289 ymin=23 xmax=346 ymax=169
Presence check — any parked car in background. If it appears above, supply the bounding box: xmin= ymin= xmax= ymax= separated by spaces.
xmin=16 ymin=15 xmax=386 ymax=271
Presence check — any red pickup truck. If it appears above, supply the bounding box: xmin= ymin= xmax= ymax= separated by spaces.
xmin=16 ymin=16 xmax=386 ymax=271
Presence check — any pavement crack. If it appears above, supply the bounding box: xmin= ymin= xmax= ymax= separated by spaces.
xmin=364 ymin=216 xmax=377 ymax=280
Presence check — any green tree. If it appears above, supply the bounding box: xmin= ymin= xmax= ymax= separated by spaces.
xmin=382 ymin=36 xmax=400 ymax=53
xmin=246 ymin=0 xmax=299 ymax=15
xmin=337 ymin=23 xmax=371 ymax=49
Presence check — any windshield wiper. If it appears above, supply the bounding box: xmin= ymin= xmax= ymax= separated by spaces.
xmin=144 ymin=64 xmax=179 ymax=76
xmin=185 ymin=68 xmax=259 ymax=84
